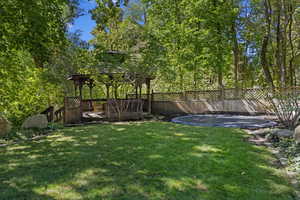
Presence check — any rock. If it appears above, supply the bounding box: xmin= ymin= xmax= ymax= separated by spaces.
xmin=279 ymin=157 xmax=288 ymax=166
xmin=294 ymin=125 xmax=300 ymax=144
xmin=265 ymin=133 xmax=280 ymax=143
xmin=22 ymin=114 xmax=48 ymax=129
xmin=143 ymin=114 xmax=154 ymax=120
xmin=251 ymin=128 xmax=271 ymax=136
xmin=292 ymin=156 xmax=300 ymax=163
xmin=0 ymin=115 xmax=11 ymax=137
xmin=271 ymin=129 xmax=294 ymax=138
xmin=157 ymin=115 xmax=165 ymax=120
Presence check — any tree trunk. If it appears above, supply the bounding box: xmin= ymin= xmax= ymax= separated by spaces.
xmin=275 ymin=0 xmax=286 ymax=88
xmin=232 ymin=20 xmax=240 ymax=90
xmin=261 ymin=0 xmax=275 ymax=89
xmin=288 ymin=2 xmax=296 ymax=86
xmin=218 ymin=68 xmax=224 ymax=89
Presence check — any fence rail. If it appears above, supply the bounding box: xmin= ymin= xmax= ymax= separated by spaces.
xmin=41 ymin=106 xmax=54 ymax=122
xmin=126 ymin=94 xmax=149 ymax=100
xmin=54 ymin=107 xmax=64 ymax=122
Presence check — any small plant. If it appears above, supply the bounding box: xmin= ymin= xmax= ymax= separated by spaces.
xmin=275 ymin=138 xmax=300 ymax=158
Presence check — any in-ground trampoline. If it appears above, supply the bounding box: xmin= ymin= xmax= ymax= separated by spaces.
xmin=172 ymin=114 xmax=277 ymax=129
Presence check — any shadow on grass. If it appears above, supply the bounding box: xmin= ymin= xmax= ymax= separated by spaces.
xmin=0 ymin=122 xmax=296 ymax=200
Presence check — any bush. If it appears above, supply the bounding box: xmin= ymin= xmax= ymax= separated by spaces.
xmin=254 ymin=88 xmax=300 ymax=129
xmin=0 ymin=50 xmax=64 ymax=126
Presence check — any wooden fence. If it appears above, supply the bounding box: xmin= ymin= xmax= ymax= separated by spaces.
xmin=81 ymin=99 xmax=108 ymax=113
xmin=137 ymin=87 xmax=300 ymax=115
xmin=106 ymin=99 xmax=144 ymax=121
xmin=126 ymin=94 xmax=149 ymax=100
xmin=41 ymin=106 xmax=54 ymax=122
xmin=61 ymin=87 xmax=300 ymax=124
xmin=64 ymin=97 xmax=82 ymax=124
xmin=151 ymin=88 xmax=276 ymax=101
xmin=41 ymin=106 xmax=64 ymax=122
xmin=54 ymin=107 xmax=64 ymax=122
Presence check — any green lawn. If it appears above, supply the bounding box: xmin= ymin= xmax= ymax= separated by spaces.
xmin=0 ymin=122 xmax=295 ymax=200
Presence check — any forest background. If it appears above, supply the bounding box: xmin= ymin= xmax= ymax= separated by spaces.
xmin=1 ymin=0 xmax=300 ymax=125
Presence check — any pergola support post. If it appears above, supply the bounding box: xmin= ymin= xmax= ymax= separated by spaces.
xmin=139 ymin=85 xmax=142 ymax=99
xmin=146 ymin=78 xmax=151 ymax=114
xmin=106 ymin=84 xmax=110 ymax=119
xmin=106 ymin=84 xmax=110 ymax=100
xmin=135 ymin=85 xmax=138 ymax=99
xmin=89 ymin=79 xmax=94 ymax=99
xmin=79 ymin=83 xmax=83 ymax=99
xmin=74 ymin=82 xmax=77 ymax=96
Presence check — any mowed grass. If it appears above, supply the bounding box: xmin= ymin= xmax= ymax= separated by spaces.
xmin=0 ymin=122 xmax=295 ymax=200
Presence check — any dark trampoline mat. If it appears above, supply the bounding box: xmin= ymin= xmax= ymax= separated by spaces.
xmin=172 ymin=114 xmax=277 ymax=129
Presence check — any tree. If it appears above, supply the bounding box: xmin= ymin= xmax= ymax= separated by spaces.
xmin=0 ymin=0 xmax=81 ymax=125
xmin=0 ymin=0 xmax=80 ymax=67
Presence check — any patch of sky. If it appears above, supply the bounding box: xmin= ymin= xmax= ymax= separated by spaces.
xmin=68 ymin=0 xmax=97 ymax=42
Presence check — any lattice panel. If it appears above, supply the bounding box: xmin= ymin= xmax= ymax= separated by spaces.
xmin=127 ymin=87 xmax=300 ymax=102
xmin=127 ymin=94 xmax=148 ymax=100
xmin=223 ymin=89 xmax=242 ymax=99
xmin=185 ymin=90 xmax=223 ymax=101
xmin=243 ymin=89 xmax=270 ymax=100
xmin=65 ymin=97 xmax=81 ymax=109
xmin=153 ymin=93 xmax=185 ymax=101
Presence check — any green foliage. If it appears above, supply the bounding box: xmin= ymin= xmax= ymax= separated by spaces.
xmin=0 ymin=0 xmax=82 ymax=126
xmin=3 ymin=0 xmax=300 ymax=127
xmin=143 ymin=0 xmax=234 ymax=90
xmin=275 ymin=138 xmax=300 ymax=158
xmin=0 ymin=0 xmax=78 ymax=66
xmin=0 ymin=50 xmax=48 ymax=125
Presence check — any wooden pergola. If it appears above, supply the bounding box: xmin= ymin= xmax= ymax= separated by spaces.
xmin=67 ymin=70 xmax=155 ymax=114
xmin=64 ymin=50 xmax=155 ymax=124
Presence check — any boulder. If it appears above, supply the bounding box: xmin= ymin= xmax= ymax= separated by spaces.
xmin=294 ymin=126 xmax=300 ymax=144
xmin=157 ymin=115 xmax=165 ymax=120
xmin=271 ymin=129 xmax=294 ymax=138
xmin=0 ymin=115 xmax=11 ymax=137
xmin=22 ymin=114 xmax=48 ymax=129
xmin=279 ymin=157 xmax=288 ymax=166
xmin=251 ymin=128 xmax=271 ymax=136
xmin=265 ymin=133 xmax=280 ymax=143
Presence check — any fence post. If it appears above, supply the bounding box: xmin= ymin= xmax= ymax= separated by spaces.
xmin=220 ymin=88 xmax=225 ymax=112
xmin=50 ymin=106 xmax=54 ymax=122
xmin=146 ymin=79 xmax=151 ymax=114
xmin=219 ymin=88 xmax=224 ymax=101
xmin=184 ymin=91 xmax=188 ymax=101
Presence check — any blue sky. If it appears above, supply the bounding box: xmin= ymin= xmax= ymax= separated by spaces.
xmin=69 ymin=0 xmax=97 ymax=42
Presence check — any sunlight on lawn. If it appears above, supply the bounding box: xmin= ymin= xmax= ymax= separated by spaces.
xmin=192 ymin=145 xmax=223 ymax=153
xmin=0 ymin=122 xmax=295 ymax=200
